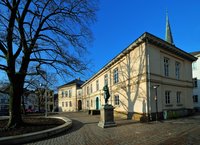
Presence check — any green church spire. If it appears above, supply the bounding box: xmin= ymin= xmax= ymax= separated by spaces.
xmin=165 ymin=12 xmax=174 ymax=45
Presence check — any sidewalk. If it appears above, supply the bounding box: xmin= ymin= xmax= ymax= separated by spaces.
xmin=26 ymin=112 xmax=200 ymax=145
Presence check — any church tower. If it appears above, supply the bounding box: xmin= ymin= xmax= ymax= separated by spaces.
xmin=165 ymin=12 xmax=174 ymax=45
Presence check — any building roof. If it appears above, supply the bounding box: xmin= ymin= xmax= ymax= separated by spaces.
xmin=58 ymin=79 xmax=85 ymax=89
xmin=190 ymin=51 xmax=200 ymax=56
xmin=82 ymin=32 xmax=197 ymax=87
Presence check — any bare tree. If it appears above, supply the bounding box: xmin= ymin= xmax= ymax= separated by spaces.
xmin=0 ymin=0 xmax=98 ymax=128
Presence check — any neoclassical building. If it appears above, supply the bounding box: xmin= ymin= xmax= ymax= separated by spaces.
xmin=191 ymin=51 xmax=200 ymax=111
xmin=81 ymin=16 xmax=196 ymax=120
xmin=58 ymin=79 xmax=84 ymax=112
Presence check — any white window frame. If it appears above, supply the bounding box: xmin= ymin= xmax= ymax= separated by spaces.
xmin=87 ymin=86 xmax=89 ymax=95
xmin=90 ymin=83 xmax=93 ymax=93
xmin=114 ymin=95 xmax=120 ymax=105
xmin=86 ymin=100 xmax=89 ymax=108
xmin=96 ymin=80 xmax=99 ymax=91
xmin=164 ymin=57 xmax=169 ymax=77
xmin=69 ymin=90 xmax=72 ymax=97
xmin=62 ymin=91 xmax=64 ymax=97
xmin=69 ymin=101 xmax=72 ymax=107
xmin=175 ymin=62 xmax=180 ymax=79
xmin=104 ymin=74 xmax=108 ymax=86
xmin=176 ymin=91 xmax=181 ymax=103
xmin=165 ymin=91 xmax=170 ymax=104
xmin=113 ymin=68 xmax=119 ymax=84
xmin=91 ymin=99 xmax=93 ymax=107
xmin=65 ymin=91 xmax=68 ymax=97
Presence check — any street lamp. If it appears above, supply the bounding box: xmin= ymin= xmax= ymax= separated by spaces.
xmin=40 ymin=83 xmax=48 ymax=117
xmin=153 ymin=85 xmax=159 ymax=122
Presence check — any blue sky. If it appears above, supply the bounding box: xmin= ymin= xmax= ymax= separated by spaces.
xmin=1 ymin=0 xmax=200 ymax=87
xmin=85 ymin=0 xmax=200 ymax=80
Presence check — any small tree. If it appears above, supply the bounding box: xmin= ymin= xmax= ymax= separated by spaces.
xmin=0 ymin=0 xmax=98 ymax=128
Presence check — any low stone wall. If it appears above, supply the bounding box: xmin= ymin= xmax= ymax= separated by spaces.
xmin=114 ymin=108 xmax=195 ymax=122
xmin=162 ymin=109 xmax=194 ymax=120
xmin=0 ymin=116 xmax=72 ymax=145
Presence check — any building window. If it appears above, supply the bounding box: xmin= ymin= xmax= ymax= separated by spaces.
xmin=69 ymin=90 xmax=72 ymax=97
xmin=65 ymin=91 xmax=68 ymax=97
xmin=165 ymin=91 xmax=170 ymax=104
xmin=114 ymin=95 xmax=120 ymax=105
xmin=65 ymin=102 xmax=68 ymax=107
xmin=62 ymin=102 xmax=64 ymax=107
xmin=192 ymin=61 xmax=197 ymax=70
xmin=104 ymin=74 xmax=108 ymax=86
xmin=69 ymin=101 xmax=72 ymax=107
xmin=176 ymin=92 xmax=181 ymax=103
xmin=193 ymin=95 xmax=198 ymax=103
xmin=175 ymin=62 xmax=180 ymax=79
xmin=87 ymin=86 xmax=89 ymax=95
xmin=86 ymin=100 xmax=89 ymax=108
xmin=90 ymin=84 xmax=93 ymax=93
xmin=164 ymin=57 xmax=169 ymax=77
xmin=113 ymin=68 xmax=119 ymax=84
xmin=91 ymin=99 xmax=93 ymax=107
xmin=62 ymin=91 xmax=64 ymax=97
xmin=193 ymin=78 xmax=198 ymax=88
xmin=78 ymin=91 xmax=81 ymax=97
xmin=96 ymin=80 xmax=99 ymax=91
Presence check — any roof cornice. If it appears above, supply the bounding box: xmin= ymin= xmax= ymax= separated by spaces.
xmin=144 ymin=32 xmax=197 ymax=62
xmin=82 ymin=32 xmax=197 ymax=87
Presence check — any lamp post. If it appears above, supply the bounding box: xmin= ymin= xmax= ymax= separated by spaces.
xmin=153 ymin=85 xmax=159 ymax=122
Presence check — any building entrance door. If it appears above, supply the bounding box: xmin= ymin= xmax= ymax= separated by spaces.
xmin=78 ymin=100 xmax=82 ymax=111
xmin=96 ymin=97 xmax=99 ymax=110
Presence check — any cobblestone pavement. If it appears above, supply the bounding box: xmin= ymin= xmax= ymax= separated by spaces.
xmin=27 ymin=112 xmax=200 ymax=145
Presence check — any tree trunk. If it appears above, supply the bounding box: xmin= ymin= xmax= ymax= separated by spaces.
xmin=7 ymin=76 xmax=24 ymax=128
xmin=21 ymin=95 xmax=26 ymax=115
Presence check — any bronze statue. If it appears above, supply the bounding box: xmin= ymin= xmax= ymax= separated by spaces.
xmin=103 ymin=84 xmax=110 ymax=104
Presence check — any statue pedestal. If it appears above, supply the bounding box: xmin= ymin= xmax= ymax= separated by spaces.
xmin=98 ymin=104 xmax=116 ymax=128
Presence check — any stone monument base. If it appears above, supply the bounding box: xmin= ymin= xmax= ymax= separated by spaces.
xmin=98 ymin=104 xmax=116 ymax=128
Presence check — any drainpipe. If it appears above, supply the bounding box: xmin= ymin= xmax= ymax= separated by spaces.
xmin=146 ymin=40 xmax=152 ymax=121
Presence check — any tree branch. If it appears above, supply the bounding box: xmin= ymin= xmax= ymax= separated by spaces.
xmin=0 ymin=41 xmax=7 ymax=55
xmin=0 ymin=64 xmax=8 ymax=71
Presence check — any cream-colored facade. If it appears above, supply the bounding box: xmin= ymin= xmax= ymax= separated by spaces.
xmin=58 ymin=79 xmax=84 ymax=112
xmin=82 ymin=32 xmax=196 ymax=120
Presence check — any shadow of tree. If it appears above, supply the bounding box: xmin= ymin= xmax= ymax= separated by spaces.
xmin=112 ymin=44 xmax=147 ymax=120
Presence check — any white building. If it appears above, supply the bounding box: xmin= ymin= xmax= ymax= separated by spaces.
xmin=81 ymin=15 xmax=196 ymax=121
xmin=191 ymin=51 xmax=200 ymax=111
xmin=58 ymin=79 xmax=84 ymax=112
xmin=23 ymin=90 xmax=39 ymax=112
xmin=0 ymin=85 xmax=9 ymax=115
